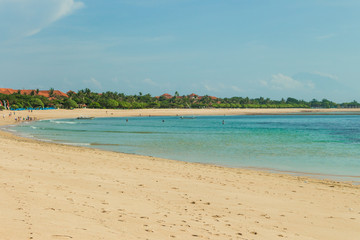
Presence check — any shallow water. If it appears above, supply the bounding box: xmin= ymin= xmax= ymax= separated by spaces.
xmin=10 ymin=115 xmax=360 ymax=181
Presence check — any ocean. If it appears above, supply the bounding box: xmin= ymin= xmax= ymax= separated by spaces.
xmin=9 ymin=114 xmax=360 ymax=182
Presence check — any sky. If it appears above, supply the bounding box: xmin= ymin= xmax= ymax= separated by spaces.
xmin=0 ymin=0 xmax=359 ymax=102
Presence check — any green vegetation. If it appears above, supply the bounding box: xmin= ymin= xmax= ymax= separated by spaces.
xmin=0 ymin=88 xmax=359 ymax=110
xmin=0 ymin=92 xmax=50 ymax=109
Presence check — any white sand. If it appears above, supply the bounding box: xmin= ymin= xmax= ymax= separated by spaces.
xmin=0 ymin=108 xmax=360 ymax=240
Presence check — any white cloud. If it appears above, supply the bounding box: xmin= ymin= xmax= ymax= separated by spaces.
xmin=25 ymin=28 xmax=42 ymax=37
xmin=50 ymin=0 xmax=84 ymax=22
xmin=231 ymin=86 xmax=242 ymax=93
xmin=143 ymin=78 xmax=158 ymax=86
xmin=202 ymin=82 xmax=242 ymax=93
xmin=262 ymin=73 xmax=306 ymax=90
xmin=306 ymin=82 xmax=315 ymax=89
xmin=311 ymin=71 xmax=339 ymax=81
xmin=203 ymin=84 xmax=219 ymax=92
xmin=83 ymin=77 xmax=102 ymax=90
xmin=0 ymin=0 xmax=84 ymax=39
xmin=271 ymin=74 xmax=303 ymax=90
xmin=259 ymin=80 xmax=268 ymax=87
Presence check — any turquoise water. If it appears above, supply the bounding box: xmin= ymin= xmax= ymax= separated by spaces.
xmin=10 ymin=115 xmax=360 ymax=181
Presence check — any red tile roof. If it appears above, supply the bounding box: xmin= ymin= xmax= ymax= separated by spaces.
xmin=0 ymin=88 xmax=16 ymax=95
xmin=0 ymin=88 xmax=68 ymax=98
xmin=161 ymin=93 xmax=173 ymax=99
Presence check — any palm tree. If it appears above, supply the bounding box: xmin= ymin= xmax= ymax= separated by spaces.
xmin=84 ymin=88 xmax=91 ymax=96
xmin=49 ymin=88 xmax=55 ymax=97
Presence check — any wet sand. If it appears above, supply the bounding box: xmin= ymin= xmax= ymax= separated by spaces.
xmin=1 ymin=108 xmax=360 ymax=240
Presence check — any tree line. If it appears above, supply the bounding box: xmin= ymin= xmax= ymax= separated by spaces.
xmin=1 ymin=88 xmax=359 ymax=110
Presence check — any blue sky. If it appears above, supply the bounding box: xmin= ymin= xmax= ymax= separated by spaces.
xmin=0 ymin=0 xmax=359 ymax=102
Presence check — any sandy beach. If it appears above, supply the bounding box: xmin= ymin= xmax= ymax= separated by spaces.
xmin=1 ymin=108 xmax=360 ymax=240
xmin=2 ymin=107 xmax=360 ymax=126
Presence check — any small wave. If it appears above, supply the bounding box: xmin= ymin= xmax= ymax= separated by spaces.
xmin=42 ymin=128 xmax=88 ymax=132
xmin=90 ymin=143 xmax=121 ymax=146
xmin=104 ymin=130 xmax=160 ymax=134
xmin=50 ymin=120 xmax=77 ymax=125
xmin=37 ymin=138 xmax=56 ymax=143
xmin=30 ymin=126 xmax=38 ymax=129
xmin=62 ymin=142 xmax=91 ymax=146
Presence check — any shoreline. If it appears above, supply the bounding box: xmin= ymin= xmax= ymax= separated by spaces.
xmin=1 ymin=108 xmax=360 ymax=239
xmin=1 ymin=128 xmax=358 ymax=187
xmin=2 ymin=108 xmax=360 ymax=184
xmin=4 ymin=125 xmax=360 ymax=185
xmin=1 ymin=107 xmax=360 ymax=122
